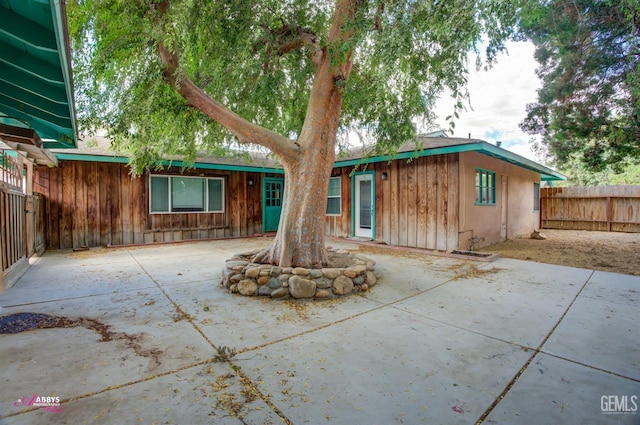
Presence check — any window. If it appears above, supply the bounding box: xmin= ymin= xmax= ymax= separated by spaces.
xmin=475 ymin=169 xmax=496 ymax=205
xmin=150 ymin=175 xmax=224 ymax=213
xmin=326 ymin=177 xmax=341 ymax=215
xmin=533 ymin=182 xmax=540 ymax=212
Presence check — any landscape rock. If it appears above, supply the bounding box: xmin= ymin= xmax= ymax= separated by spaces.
xmin=314 ymin=277 xmax=333 ymax=289
xmin=365 ymin=271 xmax=377 ymax=286
xmin=258 ymin=285 xmax=272 ymax=296
xmin=245 ymin=267 xmax=260 ymax=278
xmin=237 ymin=279 xmax=258 ymax=296
xmin=322 ymin=268 xmax=342 ymax=279
xmin=271 ymin=288 xmax=289 ymax=298
xmin=257 ymin=276 xmax=270 ymax=285
xmin=292 ymin=267 xmax=310 ymax=276
xmin=315 ymin=290 xmax=330 ymax=299
xmin=333 ymin=275 xmax=354 ymax=295
xmin=267 ymin=278 xmax=282 ymax=289
xmin=309 ymin=269 xmax=323 ymax=279
xmin=289 ymin=276 xmax=317 ymax=298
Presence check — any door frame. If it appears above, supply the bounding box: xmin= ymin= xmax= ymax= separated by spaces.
xmin=351 ymin=170 xmax=375 ymax=239
xmin=500 ymin=175 xmax=508 ymax=240
xmin=262 ymin=177 xmax=285 ymax=233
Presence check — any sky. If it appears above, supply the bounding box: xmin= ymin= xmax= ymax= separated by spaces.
xmin=433 ymin=41 xmax=545 ymax=163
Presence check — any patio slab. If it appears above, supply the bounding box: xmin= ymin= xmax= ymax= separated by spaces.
xmin=0 ymin=238 xmax=638 ymax=424
xmin=484 ymin=353 xmax=640 ymax=425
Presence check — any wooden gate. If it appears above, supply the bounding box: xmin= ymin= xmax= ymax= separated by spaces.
xmin=0 ymin=188 xmax=28 ymax=290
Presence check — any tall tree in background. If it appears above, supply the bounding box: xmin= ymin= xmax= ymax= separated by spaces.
xmin=68 ymin=0 xmax=517 ymax=268
xmin=519 ymin=0 xmax=640 ymax=171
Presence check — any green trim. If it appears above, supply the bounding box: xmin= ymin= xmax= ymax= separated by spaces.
xmin=55 ymin=153 xmax=285 ymax=173
xmin=335 ymin=144 xmax=479 ymax=168
xmin=56 ymin=153 xmax=129 ymax=163
xmin=51 ymin=0 xmax=78 ymax=144
xmin=350 ymin=170 xmax=375 ymax=239
xmin=262 ymin=177 xmax=285 ymax=233
xmin=474 ymin=168 xmax=496 ymax=206
xmin=333 ymin=142 xmax=565 ymax=181
xmin=478 ymin=144 xmax=565 ymax=181
xmin=56 ymin=140 xmax=563 ymax=181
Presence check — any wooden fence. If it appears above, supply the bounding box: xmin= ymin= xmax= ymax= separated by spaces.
xmin=541 ymin=185 xmax=640 ymax=232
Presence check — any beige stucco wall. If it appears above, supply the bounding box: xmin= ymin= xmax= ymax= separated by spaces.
xmin=458 ymin=151 xmax=540 ymax=250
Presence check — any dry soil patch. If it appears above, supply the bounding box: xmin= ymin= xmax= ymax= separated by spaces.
xmin=481 ymin=229 xmax=640 ymax=276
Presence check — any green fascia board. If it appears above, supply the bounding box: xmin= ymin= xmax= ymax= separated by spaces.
xmin=50 ymin=0 xmax=78 ymax=145
xmin=477 ymin=144 xmax=565 ymax=181
xmin=333 ymin=142 xmax=565 ymax=181
xmin=333 ymin=143 xmax=481 ymax=167
xmin=55 ymin=153 xmax=285 ymax=174
xmin=57 ymin=142 xmax=563 ymax=181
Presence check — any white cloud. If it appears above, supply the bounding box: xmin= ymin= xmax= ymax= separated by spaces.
xmin=434 ymin=41 xmax=546 ymax=163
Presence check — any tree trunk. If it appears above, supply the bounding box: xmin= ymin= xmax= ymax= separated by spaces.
xmin=253 ymin=138 xmax=336 ymax=268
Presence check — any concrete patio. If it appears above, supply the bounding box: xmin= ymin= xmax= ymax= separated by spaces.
xmin=0 ymin=237 xmax=638 ymax=424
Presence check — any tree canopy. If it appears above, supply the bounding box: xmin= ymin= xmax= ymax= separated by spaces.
xmin=68 ymin=0 xmax=518 ymax=172
xmin=519 ymin=0 xmax=640 ymax=172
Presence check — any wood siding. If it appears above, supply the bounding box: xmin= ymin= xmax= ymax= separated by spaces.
xmin=326 ymin=153 xmax=460 ymax=251
xmin=541 ymin=185 xmax=640 ymax=232
xmin=34 ymin=161 xmax=267 ymax=249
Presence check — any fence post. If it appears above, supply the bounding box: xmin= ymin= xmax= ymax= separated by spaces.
xmin=606 ymin=196 xmax=612 ymax=232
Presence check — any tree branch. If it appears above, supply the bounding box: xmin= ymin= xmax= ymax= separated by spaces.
xmin=269 ymin=26 xmax=323 ymax=67
xmin=152 ymin=0 xmax=300 ymax=163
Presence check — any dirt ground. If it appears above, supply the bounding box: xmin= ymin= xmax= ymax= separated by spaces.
xmin=481 ymin=229 xmax=640 ymax=276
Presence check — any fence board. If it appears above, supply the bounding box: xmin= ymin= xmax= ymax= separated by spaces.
xmin=541 ymin=185 xmax=640 ymax=232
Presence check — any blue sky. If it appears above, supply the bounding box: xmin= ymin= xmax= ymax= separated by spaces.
xmin=434 ymin=41 xmax=545 ymax=163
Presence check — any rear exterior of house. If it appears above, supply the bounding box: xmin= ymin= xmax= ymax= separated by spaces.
xmin=34 ymin=160 xmax=283 ymax=249
xmin=32 ymin=136 xmax=563 ymax=252
xmin=324 ymin=137 xmax=562 ymax=251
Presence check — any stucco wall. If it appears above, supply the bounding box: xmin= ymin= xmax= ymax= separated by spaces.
xmin=458 ymin=151 xmax=540 ymax=250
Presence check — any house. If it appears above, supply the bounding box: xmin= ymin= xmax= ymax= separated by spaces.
xmin=32 ymin=134 xmax=564 ymax=253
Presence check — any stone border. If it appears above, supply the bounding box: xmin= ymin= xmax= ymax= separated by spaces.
xmin=220 ymin=249 xmax=377 ymax=299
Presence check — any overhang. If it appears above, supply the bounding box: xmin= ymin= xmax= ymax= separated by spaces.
xmin=0 ymin=0 xmax=77 ymax=149
xmin=333 ymin=138 xmax=566 ymax=182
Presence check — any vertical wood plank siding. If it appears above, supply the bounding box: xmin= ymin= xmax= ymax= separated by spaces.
xmin=34 ymin=161 xmax=266 ymax=249
xmin=541 ymin=185 xmax=640 ymax=232
xmin=326 ymin=153 xmax=460 ymax=251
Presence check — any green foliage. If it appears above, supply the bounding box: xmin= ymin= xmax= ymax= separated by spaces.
xmin=519 ymin=0 xmax=640 ymax=171
xmin=68 ymin=0 xmax=519 ymax=173
xmin=558 ymin=155 xmax=640 ymax=186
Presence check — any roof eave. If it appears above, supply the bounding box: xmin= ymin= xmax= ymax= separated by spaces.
xmin=45 ymin=0 xmax=77 ymax=148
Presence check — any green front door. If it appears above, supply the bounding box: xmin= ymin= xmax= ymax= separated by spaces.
xmin=262 ymin=178 xmax=284 ymax=232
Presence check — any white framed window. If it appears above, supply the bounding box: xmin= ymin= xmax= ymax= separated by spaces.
xmin=326 ymin=176 xmax=341 ymax=215
xmin=150 ymin=175 xmax=224 ymax=213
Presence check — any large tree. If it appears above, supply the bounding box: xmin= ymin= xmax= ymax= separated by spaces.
xmin=519 ymin=0 xmax=640 ymax=171
xmin=68 ymin=0 xmax=517 ymax=268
